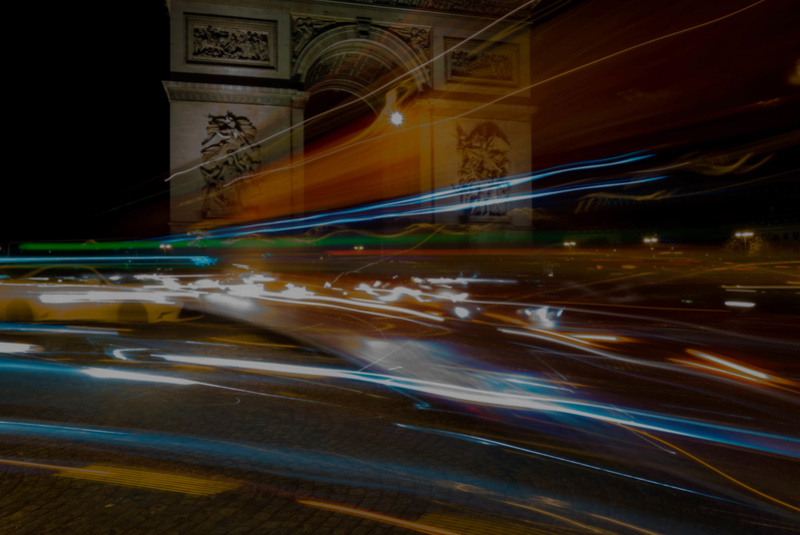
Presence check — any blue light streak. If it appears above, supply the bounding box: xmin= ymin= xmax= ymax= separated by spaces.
xmin=395 ymin=424 xmax=748 ymax=507
xmin=152 ymin=152 xmax=659 ymax=243
xmin=201 ymin=173 xmax=666 ymax=240
xmin=0 ymin=323 xmax=119 ymax=335
xmin=0 ymin=256 xmax=216 ymax=267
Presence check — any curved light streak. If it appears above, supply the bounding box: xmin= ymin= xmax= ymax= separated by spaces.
xmin=141 ymin=353 xmax=800 ymax=459
xmin=395 ymin=424 xmax=747 ymax=506
xmin=201 ymin=174 xmax=668 ymax=240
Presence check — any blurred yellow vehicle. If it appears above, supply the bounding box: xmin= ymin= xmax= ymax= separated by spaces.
xmin=0 ymin=265 xmax=184 ymax=324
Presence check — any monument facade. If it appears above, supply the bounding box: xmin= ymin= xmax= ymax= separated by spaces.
xmin=164 ymin=0 xmax=546 ymax=233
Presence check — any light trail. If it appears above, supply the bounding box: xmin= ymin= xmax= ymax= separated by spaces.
xmin=687 ymin=350 xmax=771 ymax=381
xmin=0 ymin=323 xmax=122 ymax=335
xmin=121 ymin=351 xmax=800 ymax=459
xmin=298 ymin=500 xmax=463 ymax=535
xmin=626 ymin=428 xmax=800 ymax=514
xmin=205 ymin=287 xmax=447 ymax=325
xmin=395 ymin=424 xmax=746 ymax=507
xmin=192 ymin=173 xmax=669 ymax=240
xmin=0 ymin=256 xmax=216 ymax=266
xmin=80 ymin=367 xmax=328 ymax=405
xmin=0 ymin=342 xmax=41 ymax=354
xmin=196 ymin=151 xmax=651 ymax=235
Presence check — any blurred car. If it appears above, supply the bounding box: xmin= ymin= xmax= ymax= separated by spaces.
xmin=0 ymin=265 xmax=185 ymax=323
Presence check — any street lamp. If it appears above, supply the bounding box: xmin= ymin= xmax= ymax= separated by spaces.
xmin=159 ymin=243 xmax=173 ymax=255
xmin=734 ymin=230 xmax=754 ymax=252
xmin=643 ymin=236 xmax=659 ymax=250
xmin=563 ymin=241 xmax=576 ymax=252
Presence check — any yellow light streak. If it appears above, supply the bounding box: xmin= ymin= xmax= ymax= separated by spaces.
xmin=623 ymin=429 xmax=800 ymax=515
xmin=418 ymin=512 xmax=571 ymax=535
xmin=671 ymin=359 xmax=767 ymax=383
xmin=58 ymin=464 xmax=241 ymax=496
xmin=209 ymin=336 xmax=299 ymax=349
xmin=298 ymin=500 xmax=464 ymax=535
xmin=0 ymin=458 xmax=239 ymax=496
xmin=549 ymin=301 xmax=729 ymax=313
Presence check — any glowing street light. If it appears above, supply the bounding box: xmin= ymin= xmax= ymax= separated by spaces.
xmin=563 ymin=241 xmax=576 ymax=252
xmin=643 ymin=236 xmax=659 ymax=250
xmin=388 ymin=110 xmax=405 ymax=127
xmin=159 ymin=243 xmax=173 ymax=255
xmin=734 ymin=230 xmax=754 ymax=253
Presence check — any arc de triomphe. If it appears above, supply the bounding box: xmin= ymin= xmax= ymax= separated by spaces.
xmin=164 ymin=0 xmax=547 ymax=234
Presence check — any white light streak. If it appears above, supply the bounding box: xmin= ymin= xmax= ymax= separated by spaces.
xmin=572 ymin=334 xmax=621 ymax=342
xmin=205 ymin=293 xmax=256 ymax=312
xmin=82 ymin=368 xmax=198 ymax=386
xmin=0 ymin=342 xmax=40 ymax=354
xmin=724 ymin=301 xmax=756 ymax=308
xmin=39 ymin=291 xmax=174 ymax=305
xmin=687 ymin=350 xmax=770 ymax=380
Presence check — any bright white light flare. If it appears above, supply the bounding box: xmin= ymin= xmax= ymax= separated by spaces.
xmin=389 ymin=110 xmax=404 ymax=126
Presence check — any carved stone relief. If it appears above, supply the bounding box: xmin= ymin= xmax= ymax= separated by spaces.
xmin=187 ymin=15 xmax=276 ymax=69
xmin=200 ymin=111 xmax=262 ymax=219
xmin=454 ymin=122 xmax=511 ymax=218
xmin=387 ymin=25 xmax=431 ymax=56
xmin=445 ymin=38 xmax=519 ymax=87
xmin=328 ymin=0 xmax=539 ymax=19
xmin=292 ymin=15 xmax=431 ymax=64
xmin=292 ymin=16 xmax=341 ymax=61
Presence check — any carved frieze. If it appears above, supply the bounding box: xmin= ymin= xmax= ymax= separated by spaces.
xmin=292 ymin=16 xmax=341 ymax=61
xmin=445 ymin=38 xmax=519 ymax=87
xmin=387 ymin=25 xmax=431 ymax=56
xmin=187 ymin=15 xmax=276 ymax=69
xmin=163 ymin=82 xmax=305 ymax=107
xmin=292 ymin=14 xmax=431 ymax=63
xmin=327 ymin=0 xmax=540 ymax=19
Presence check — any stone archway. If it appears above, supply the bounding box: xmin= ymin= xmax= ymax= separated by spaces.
xmin=292 ymin=20 xmax=431 ymax=99
xmin=291 ymin=20 xmax=431 ymax=215
xmin=294 ymin=19 xmax=430 ymax=140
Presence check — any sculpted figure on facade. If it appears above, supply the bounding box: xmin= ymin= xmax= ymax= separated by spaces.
xmin=455 ymin=122 xmax=511 ymax=218
xmin=200 ymin=111 xmax=262 ymax=218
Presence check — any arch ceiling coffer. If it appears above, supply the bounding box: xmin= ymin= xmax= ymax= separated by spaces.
xmin=292 ymin=17 xmax=432 ymax=98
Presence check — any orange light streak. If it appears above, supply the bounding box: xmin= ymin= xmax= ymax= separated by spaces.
xmin=297 ymin=500 xmax=464 ymax=535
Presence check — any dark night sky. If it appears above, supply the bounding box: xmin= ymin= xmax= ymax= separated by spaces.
xmin=4 ymin=2 xmax=171 ymax=244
